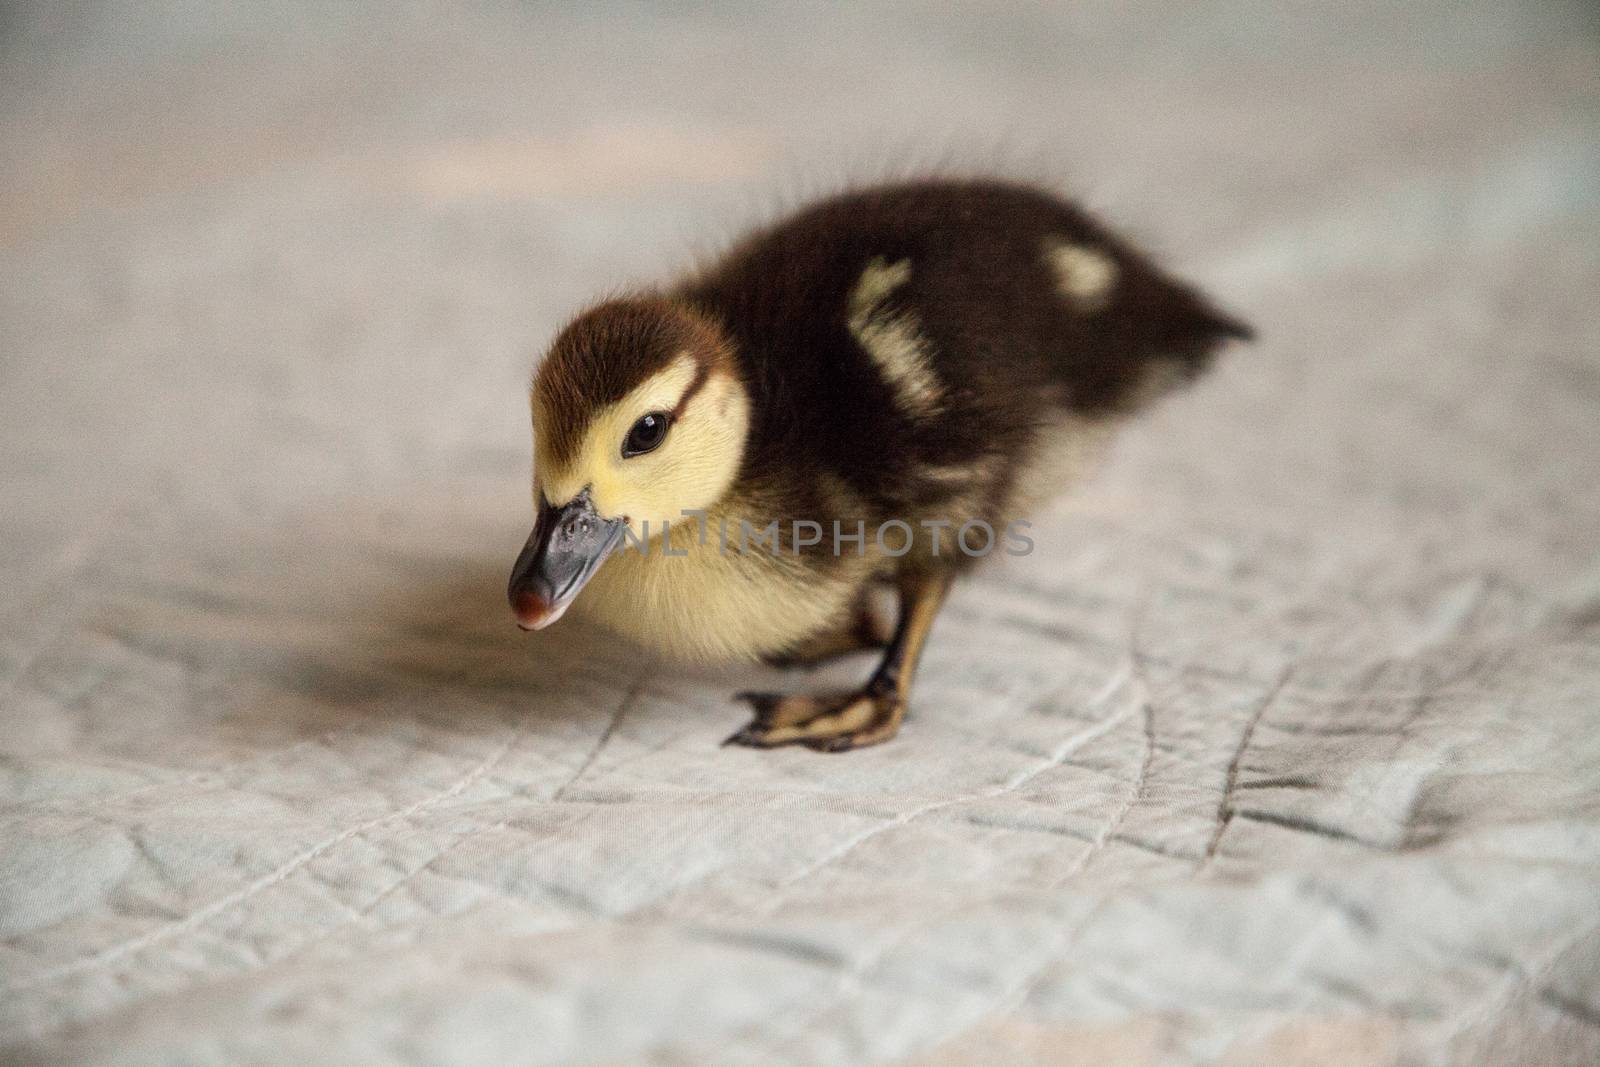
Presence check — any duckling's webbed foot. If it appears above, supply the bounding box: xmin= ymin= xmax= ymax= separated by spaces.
xmin=726 ymin=569 xmax=951 ymax=753
xmin=726 ymin=686 xmax=904 ymax=751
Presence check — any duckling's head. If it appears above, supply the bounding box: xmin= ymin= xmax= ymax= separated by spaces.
xmin=508 ymin=297 xmax=749 ymax=630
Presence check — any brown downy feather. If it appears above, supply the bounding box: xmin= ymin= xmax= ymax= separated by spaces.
xmin=529 ymin=177 xmax=1252 ymax=661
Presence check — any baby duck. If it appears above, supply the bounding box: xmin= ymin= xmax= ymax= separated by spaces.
xmin=509 ymin=178 xmax=1250 ymax=752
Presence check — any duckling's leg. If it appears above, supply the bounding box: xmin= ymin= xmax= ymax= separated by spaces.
xmin=762 ymin=587 xmax=893 ymax=668
xmin=727 ymin=569 xmax=951 ymax=752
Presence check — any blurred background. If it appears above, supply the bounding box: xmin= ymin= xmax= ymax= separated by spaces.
xmin=5 ymin=0 xmax=1594 ymax=543
xmin=3 ymin=3 xmax=1599 ymax=1065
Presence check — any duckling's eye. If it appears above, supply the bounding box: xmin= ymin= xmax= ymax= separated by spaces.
xmin=621 ymin=412 xmax=671 ymax=458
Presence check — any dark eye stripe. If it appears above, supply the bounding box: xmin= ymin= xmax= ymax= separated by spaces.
xmin=668 ymin=362 xmax=711 ymax=420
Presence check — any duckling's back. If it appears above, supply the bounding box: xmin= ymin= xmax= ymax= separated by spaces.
xmin=678 ymin=178 xmax=1250 ymax=523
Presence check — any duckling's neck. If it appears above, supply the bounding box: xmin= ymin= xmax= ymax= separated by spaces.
xmin=574 ymin=490 xmax=872 ymax=664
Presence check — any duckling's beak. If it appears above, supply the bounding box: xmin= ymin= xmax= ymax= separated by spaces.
xmin=508 ymin=489 xmax=624 ymax=630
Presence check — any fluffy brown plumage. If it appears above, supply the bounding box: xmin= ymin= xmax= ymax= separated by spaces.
xmin=510 ymin=178 xmax=1251 ymax=751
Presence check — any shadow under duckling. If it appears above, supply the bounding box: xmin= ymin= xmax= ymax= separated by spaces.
xmin=509 ymin=178 xmax=1251 ymax=752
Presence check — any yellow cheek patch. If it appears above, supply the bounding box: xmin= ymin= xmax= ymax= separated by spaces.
xmin=534 ymin=354 xmax=748 ymax=535
xmin=535 ymin=355 xmax=701 ymax=504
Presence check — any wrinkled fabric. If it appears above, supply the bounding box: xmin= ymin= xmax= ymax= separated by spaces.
xmin=2 ymin=2 xmax=1598 ymax=1064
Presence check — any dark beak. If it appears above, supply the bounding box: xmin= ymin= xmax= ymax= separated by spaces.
xmin=508 ymin=488 xmax=624 ymax=630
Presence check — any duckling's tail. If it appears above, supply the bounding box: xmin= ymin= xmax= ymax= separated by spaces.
xmin=1114 ymin=286 xmax=1254 ymax=410
xmin=1208 ymin=308 xmax=1256 ymax=345
xmin=1169 ymin=281 xmax=1255 ymax=358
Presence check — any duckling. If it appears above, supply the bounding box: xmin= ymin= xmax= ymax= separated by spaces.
xmin=509 ymin=178 xmax=1251 ymax=752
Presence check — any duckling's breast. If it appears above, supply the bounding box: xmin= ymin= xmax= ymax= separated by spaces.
xmin=574 ymin=515 xmax=871 ymax=664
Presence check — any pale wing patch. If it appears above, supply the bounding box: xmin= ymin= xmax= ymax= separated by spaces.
xmin=1045 ymin=239 xmax=1118 ymax=311
xmin=917 ymin=452 xmax=1003 ymax=492
xmin=847 ymin=257 xmax=942 ymax=418
xmin=919 ymin=463 xmax=979 ymax=485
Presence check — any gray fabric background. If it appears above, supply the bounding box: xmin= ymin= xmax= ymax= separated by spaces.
xmin=3 ymin=2 xmax=1598 ymax=1063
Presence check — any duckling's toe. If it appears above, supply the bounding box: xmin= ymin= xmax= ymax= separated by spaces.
xmin=724 ymin=689 xmax=904 ymax=751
